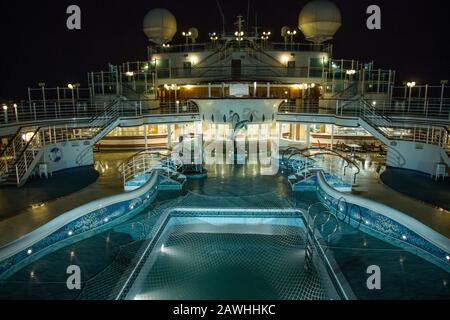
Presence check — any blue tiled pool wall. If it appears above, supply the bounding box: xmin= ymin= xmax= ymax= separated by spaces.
xmin=0 ymin=186 xmax=159 ymax=281
xmin=158 ymin=175 xmax=184 ymax=190
xmin=316 ymin=186 xmax=450 ymax=273
xmin=125 ymin=174 xmax=151 ymax=189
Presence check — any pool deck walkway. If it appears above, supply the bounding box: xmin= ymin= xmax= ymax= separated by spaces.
xmin=0 ymin=153 xmax=132 ymax=246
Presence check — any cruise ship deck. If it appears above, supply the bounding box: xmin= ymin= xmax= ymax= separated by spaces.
xmin=0 ymin=0 xmax=449 ymax=301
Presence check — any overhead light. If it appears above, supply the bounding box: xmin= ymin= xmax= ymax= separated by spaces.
xmin=67 ymin=84 xmax=74 ymax=90
xmin=125 ymin=71 xmax=135 ymax=77
xmin=407 ymin=81 xmax=416 ymax=88
xmin=2 ymin=105 xmax=7 ymax=111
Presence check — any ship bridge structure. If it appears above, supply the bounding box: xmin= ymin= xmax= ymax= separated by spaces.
xmin=0 ymin=1 xmax=449 ymax=187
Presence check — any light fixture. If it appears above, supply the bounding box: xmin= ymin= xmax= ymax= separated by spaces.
xmin=27 ymin=249 xmax=33 ymax=255
xmin=281 ymin=55 xmax=290 ymax=64
xmin=209 ymin=32 xmax=219 ymax=41
xmin=125 ymin=71 xmax=135 ymax=77
xmin=407 ymin=82 xmax=416 ymax=88
xmin=2 ymin=105 xmax=7 ymax=111
xmin=68 ymin=84 xmax=74 ymax=90
xmin=68 ymin=231 xmax=74 ymax=236
xmin=346 ymin=69 xmax=356 ymax=75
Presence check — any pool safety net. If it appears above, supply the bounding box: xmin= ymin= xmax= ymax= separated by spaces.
xmin=76 ymin=193 xmax=341 ymax=300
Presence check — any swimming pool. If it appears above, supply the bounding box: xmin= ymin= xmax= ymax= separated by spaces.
xmin=0 ymin=164 xmax=448 ymax=300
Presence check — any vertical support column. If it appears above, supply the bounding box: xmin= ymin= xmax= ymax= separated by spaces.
xmin=267 ymin=82 xmax=271 ymax=98
xmin=330 ymin=125 xmax=335 ymax=151
xmin=208 ymin=83 xmax=212 ymax=98
xmin=101 ymin=71 xmax=105 ymax=96
xmin=42 ymin=85 xmax=47 ymax=118
xmin=144 ymin=125 xmax=148 ymax=150
xmin=424 ymin=84 xmax=428 ymax=116
xmin=292 ymin=123 xmax=297 ymax=142
xmin=167 ymin=124 xmax=172 ymax=149
xmin=56 ymin=87 xmax=61 ymax=119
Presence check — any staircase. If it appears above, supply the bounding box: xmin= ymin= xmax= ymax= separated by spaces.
xmin=356 ymin=99 xmax=449 ymax=169
xmin=0 ymin=100 xmax=121 ymax=187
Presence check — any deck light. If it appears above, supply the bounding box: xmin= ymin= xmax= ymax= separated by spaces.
xmin=346 ymin=69 xmax=356 ymax=75
xmin=68 ymin=231 xmax=74 ymax=236
xmin=104 ymin=218 xmax=109 ymax=223
xmin=27 ymin=249 xmax=33 ymax=255
xmin=67 ymin=84 xmax=74 ymax=90
xmin=407 ymin=82 xmax=416 ymax=88
xmin=182 ymin=31 xmax=192 ymax=44
xmin=281 ymin=55 xmax=290 ymax=64
xmin=125 ymin=71 xmax=135 ymax=77
xmin=402 ymin=235 xmax=407 ymax=240
xmin=2 ymin=105 xmax=7 ymax=111
xmin=446 ymin=255 xmax=450 ymax=261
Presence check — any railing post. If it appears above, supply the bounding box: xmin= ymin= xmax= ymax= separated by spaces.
xmin=15 ymin=165 xmax=20 ymax=186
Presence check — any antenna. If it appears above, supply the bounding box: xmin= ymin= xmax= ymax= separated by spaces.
xmin=246 ymin=0 xmax=251 ymax=33
xmin=216 ymin=0 xmax=226 ymax=36
xmin=253 ymin=13 xmax=260 ymax=39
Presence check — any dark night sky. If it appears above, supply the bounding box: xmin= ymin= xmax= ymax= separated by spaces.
xmin=0 ymin=0 xmax=449 ymax=99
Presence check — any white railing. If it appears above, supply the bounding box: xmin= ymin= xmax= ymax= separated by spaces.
xmin=121 ymin=150 xmax=182 ymax=189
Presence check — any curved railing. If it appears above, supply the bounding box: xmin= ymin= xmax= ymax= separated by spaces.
xmin=316 ymin=171 xmax=450 ymax=271
xmin=0 ymin=171 xmax=160 ymax=280
xmin=121 ymin=150 xmax=184 ymax=190
xmin=282 ymin=147 xmax=360 ymax=184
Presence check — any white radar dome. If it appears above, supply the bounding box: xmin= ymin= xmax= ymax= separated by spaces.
xmin=298 ymin=0 xmax=342 ymax=43
xmin=143 ymin=8 xmax=177 ymax=45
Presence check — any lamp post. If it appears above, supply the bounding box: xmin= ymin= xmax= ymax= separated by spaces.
xmin=2 ymin=105 xmax=8 ymax=124
xmin=234 ymin=31 xmax=244 ymax=42
xmin=68 ymin=83 xmax=78 ymax=116
xmin=209 ymin=32 xmax=219 ymax=46
xmin=13 ymin=104 xmax=18 ymax=122
xmin=287 ymin=30 xmax=297 ymax=49
xmin=406 ymin=81 xmax=416 ymax=112
xmin=261 ymin=31 xmax=271 ymax=48
xmin=182 ymin=31 xmax=192 ymax=45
